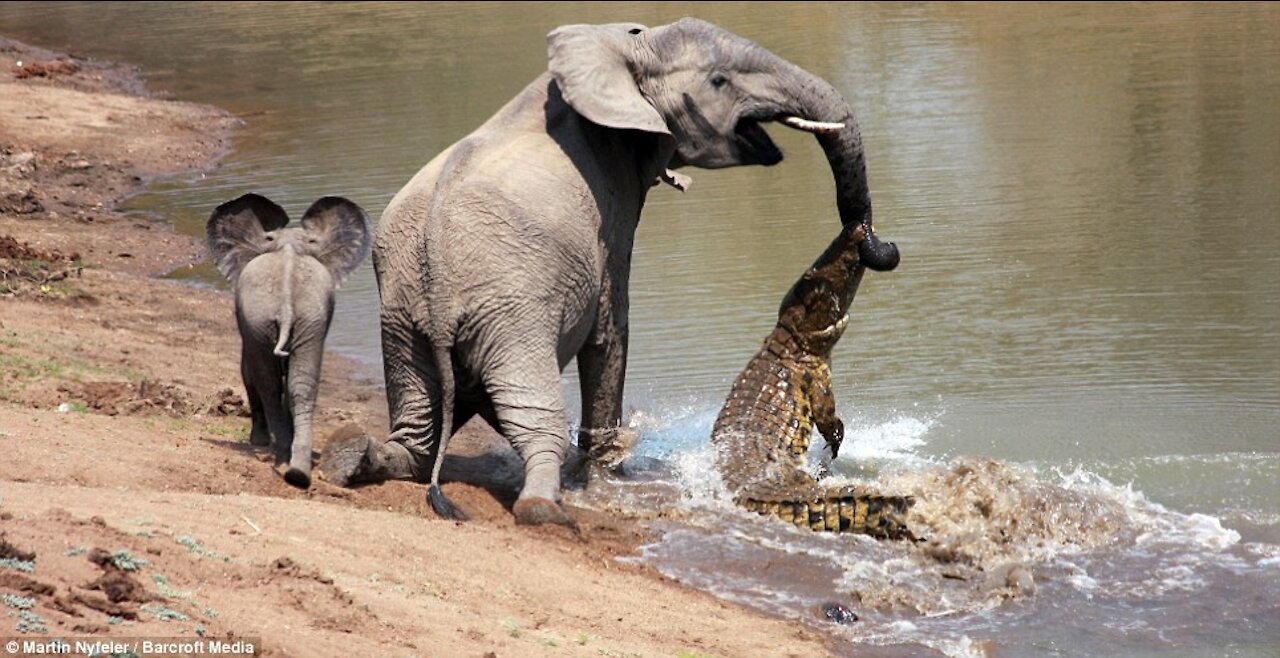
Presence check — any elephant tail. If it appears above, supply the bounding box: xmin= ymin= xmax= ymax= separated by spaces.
xmin=273 ymin=247 xmax=297 ymax=358
xmin=427 ymin=342 xmax=468 ymax=521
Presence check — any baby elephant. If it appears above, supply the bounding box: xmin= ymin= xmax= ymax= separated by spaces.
xmin=207 ymin=194 xmax=372 ymax=488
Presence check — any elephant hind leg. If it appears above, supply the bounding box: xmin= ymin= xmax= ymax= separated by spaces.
xmin=283 ymin=335 xmax=325 ymax=489
xmin=241 ymin=352 xmax=271 ymax=448
xmin=243 ymin=343 xmax=292 ymax=461
xmin=485 ymin=359 xmax=576 ymax=528
xmin=320 ymin=322 xmax=440 ymax=488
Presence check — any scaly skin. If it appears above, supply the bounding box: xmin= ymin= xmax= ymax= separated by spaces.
xmin=712 ymin=223 xmax=913 ymax=539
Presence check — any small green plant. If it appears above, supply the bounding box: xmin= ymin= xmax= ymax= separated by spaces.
xmin=0 ymin=557 xmax=35 ymax=573
xmin=152 ymin=573 xmax=192 ymax=600
xmin=675 ymin=651 xmax=715 ymax=658
xmin=37 ymin=282 xmax=90 ymax=301
xmin=141 ymin=603 xmax=190 ymax=622
xmin=199 ymin=423 xmax=240 ymax=438
xmin=110 ymin=549 xmax=148 ymax=572
xmin=9 ymin=609 xmax=48 ymax=633
xmin=1 ymin=594 xmax=34 ymax=610
xmin=417 ymin=581 xmax=446 ymax=599
xmin=596 ymin=650 xmax=643 ymax=658
xmin=577 ymin=632 xmax=592 ymax=646
xmin=176 ymin=535 xmax=228 ymax=561
xmin=66 ymin=545 xmax=88 ymax=557
xmin=500 ymin=618 xmax=522 ymax=638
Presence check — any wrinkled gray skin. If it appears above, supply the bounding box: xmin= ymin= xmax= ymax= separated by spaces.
xmin=321 ymin=18 xmax=898 ymax=525
xmin=207 ymin=194 xmax=372 ymax=489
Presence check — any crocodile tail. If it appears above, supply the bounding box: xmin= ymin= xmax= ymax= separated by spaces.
xmin=741 ymin=490 xmax=915 ymax=540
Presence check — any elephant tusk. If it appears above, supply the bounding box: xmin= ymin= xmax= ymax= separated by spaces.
xmin=659 ymin=168 xmax=693 ymax=192
xmin=780 ymin=116 xmax=846 ymax=134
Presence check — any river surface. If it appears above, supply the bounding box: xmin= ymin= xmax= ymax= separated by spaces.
xmin=2 ymin=3 xmax=1277 ymax=656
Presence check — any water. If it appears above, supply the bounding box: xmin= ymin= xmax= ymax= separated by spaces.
xmin=3 ymin=3 xmax=1277 ymax=655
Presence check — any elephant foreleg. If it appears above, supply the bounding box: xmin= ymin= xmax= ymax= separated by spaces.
xmin=576 ymin=331 xmax=629 ymax=461
xmin=576 ymin=285 xmax=637 ymax=470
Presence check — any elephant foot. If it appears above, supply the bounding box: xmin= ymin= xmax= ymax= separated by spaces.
xmin=249 ymin=425 xmax=271 ymax=448
xmin=560 ymin=445 xmax=590 ymax=490
xmin=316 ymin=423 xmax=374 ymax=487
xmin=284 ymin=466 xmax=312 ymax=489
xmin=581 ymin=426 xmax=639 ymax=473
xmin=318 ymin=424 xmax=424 ymax=487
xmin=513 ymin=497 xmax=577 ymax=529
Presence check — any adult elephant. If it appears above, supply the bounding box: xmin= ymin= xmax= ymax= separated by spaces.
xmin=321 ymin=18 xmax=899 ymax=525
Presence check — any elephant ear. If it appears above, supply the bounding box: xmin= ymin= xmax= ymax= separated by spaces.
xmin=547 ymin=23 xmax=674 ymax=155
xmin=299 ymin=196 xmax=372 ymax=287
xmin=206 ymin=193 xmax=290 ymax=283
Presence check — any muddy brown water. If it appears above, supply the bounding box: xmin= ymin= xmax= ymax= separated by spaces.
xmin=2 ymin=3 xmax=1277 ymax=655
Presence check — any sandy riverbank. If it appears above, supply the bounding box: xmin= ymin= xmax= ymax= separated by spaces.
xmin=0 ymin=36 xmax=866 ymax=657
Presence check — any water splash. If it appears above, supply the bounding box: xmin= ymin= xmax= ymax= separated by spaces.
xmin=671 ymin=443 xmax=732 ymax=509
xmin=593 ymin=404 xmax=1273 ymax=656
xmin=836 ymin=412 xmax=937 ymax=464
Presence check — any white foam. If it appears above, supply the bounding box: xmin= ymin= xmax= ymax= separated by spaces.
xmin=886 ymin=620 xmax=918 ymax=633
xmin=1176 ymin=514 xmax=1242 ymax=551
xmin=1053 ymin=466 xmax=1241 ymax=552
xmin=936 ymin=635 xmax=986 ymax=658
xmin=1245 ymin=543 xmax=1280 ymax=568
xmin=671 ymin=443 xmax=732 ymax=508
xmin=1063 ymin=563 xmax=1100 ymax=596
xmin=837 ymin=413 xmax=936 ymax=463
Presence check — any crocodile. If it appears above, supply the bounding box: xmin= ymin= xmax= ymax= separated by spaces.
xmin=711 ymin=221 xmax=913 ymax=539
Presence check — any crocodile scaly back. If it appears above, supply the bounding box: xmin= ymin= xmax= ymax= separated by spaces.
xmin=710 ymin=222 xmax=913 ymax=539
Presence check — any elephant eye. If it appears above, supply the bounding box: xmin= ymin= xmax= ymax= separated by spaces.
xmin=711 ymin=74 xmax=729 ymax=89
xmin=265 ymin=235 xmax=275 ymax=241
xmin=628 ymin=27 xmax=643 ymax=35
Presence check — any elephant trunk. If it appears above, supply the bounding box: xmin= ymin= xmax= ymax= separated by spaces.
xmin=769 ymin=55 xmax=900 ymax=272
xmin=818 ymin=125 xmax=899 ymax=272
